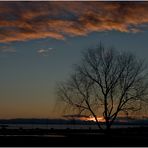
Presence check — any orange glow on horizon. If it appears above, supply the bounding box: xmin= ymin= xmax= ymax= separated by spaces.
xmin=80 ymin=116 xmax=105 ymax=122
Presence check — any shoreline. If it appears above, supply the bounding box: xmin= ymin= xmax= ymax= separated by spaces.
xmin=0 ymin=127 xmax=148 ymax=146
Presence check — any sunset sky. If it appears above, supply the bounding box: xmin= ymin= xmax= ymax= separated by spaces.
xmin=0 ymin=1 xmax=148 ymax=119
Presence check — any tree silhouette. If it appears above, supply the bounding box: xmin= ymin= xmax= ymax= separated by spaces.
xmin=56 ymin=43 xmax=148 ymax=130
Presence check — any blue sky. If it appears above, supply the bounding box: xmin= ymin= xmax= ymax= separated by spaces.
xmin=0 ymin=1 xmax=148 ymax=118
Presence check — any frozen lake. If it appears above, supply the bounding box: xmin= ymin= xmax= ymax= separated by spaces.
xmin=0 ymin=124 xmax=146 ymax=130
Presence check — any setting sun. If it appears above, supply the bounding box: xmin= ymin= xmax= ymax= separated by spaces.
xmin=80 ymin=116 xmax=105 ymax=122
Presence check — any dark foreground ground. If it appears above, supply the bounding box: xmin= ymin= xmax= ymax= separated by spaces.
xmin=0 ymin=127 xmax=148 ymax=146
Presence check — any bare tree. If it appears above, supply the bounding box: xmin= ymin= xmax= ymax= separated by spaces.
xmin=56 ymin=44 xmax=148 ymax=130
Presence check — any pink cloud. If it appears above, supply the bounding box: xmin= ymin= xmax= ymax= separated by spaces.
xmin=0 ymin=2 xmax=148 ymax=43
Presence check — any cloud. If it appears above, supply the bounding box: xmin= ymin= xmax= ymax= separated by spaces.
xmin=37 ymin=48 xmax=53 ymax=56
xmin=0 ymin=45 xmax=16 ymax=53
xmin=0 ymin=2 xmax=148 ymax=43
